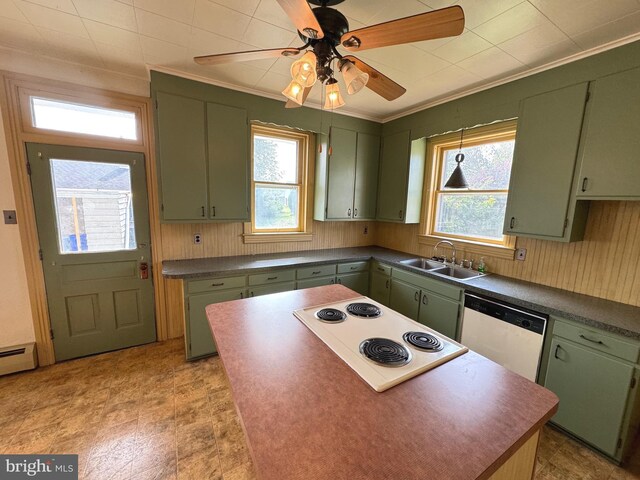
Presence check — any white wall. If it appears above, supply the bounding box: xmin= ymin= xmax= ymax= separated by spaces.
xmin=0 ymin=106 xmax=35 ymax=348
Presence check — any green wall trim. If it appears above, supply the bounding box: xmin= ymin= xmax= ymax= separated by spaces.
xmin=150 ymin=70 xmax=381 ymax=136
xmin=384 ymin=40 xmax=640 ymax=139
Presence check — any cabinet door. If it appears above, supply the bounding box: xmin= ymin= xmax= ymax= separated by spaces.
xmin=353 ymin=133 xmax=380 ymax=220
xmin=326 ymin=127 xmax=357 ymax=219
xmin=337 ymin=272 xmax=369 ymax=296
xmin=389 ymin=279 xmax=420 ymax=320
xmin=207 ymin=103 xmax=249 ymax=220
xmin=545 ymin=337 xmax=634 ymax=457
xmin=156 ymin=92 xmax=208 ymax=221
xmin=377 ymin=130 xmax=411 ymax=221
xmin=504 ymin=83 xmax=588 ymax=238
xmin=188 ymin=288 xmax=245 ymax=359
xmin=369 ymin=271 xmax=390 ymax=306
xmin=418 ymin=292 xmax=460 ymax=340
xmin=578 ymin=67 xmax=640 ymax=199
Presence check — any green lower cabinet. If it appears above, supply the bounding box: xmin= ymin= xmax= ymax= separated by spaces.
xmin=248 ymin=282 xmax=295 ymax=297
xmin=297 ymin=276 xmax=335 ymax=289
xmin=370 ymin=271 xmax=391 ymax=306
xmin=545 ymin=337 xmax=635 ymax=458
xmin=417 ymin=292 xmax=460 ymax=340
xmin=336 ymin=272 xmax=369 ymax=296
xmin=187 ymin=288 xmax=245 ymax=359
xmin=389 ymin=279 xmax=420 ymax=320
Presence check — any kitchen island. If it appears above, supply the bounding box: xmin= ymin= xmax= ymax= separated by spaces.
xmin=206 ymin=285 xmax=559 ymax=480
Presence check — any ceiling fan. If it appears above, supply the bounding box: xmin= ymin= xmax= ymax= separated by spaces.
xmin=194 ymin=0 xmax=464 ymax=109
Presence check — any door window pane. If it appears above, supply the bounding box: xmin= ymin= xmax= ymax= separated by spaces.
xmin=254 ymin=185 xmax=299 ymax=230
xmin=31 ymin=97 xmax=137 ymax=140
xmin=50 ymin=159 xmax=137 ymax=254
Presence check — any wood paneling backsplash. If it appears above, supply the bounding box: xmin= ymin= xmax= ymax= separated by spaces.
xmin=376 ymin=201 xmax=640 ymax=307
xmin=160 ymin=220 xmax=376 ymax=260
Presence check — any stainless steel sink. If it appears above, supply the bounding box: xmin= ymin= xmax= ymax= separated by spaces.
xmin=399 ymin=258 xmax=444 ymax=270
xmin=429 ymin=266 xmax=487 ymax=281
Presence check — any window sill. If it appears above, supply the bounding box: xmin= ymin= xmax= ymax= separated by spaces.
xmin=243 ymin=232 xmax=314 ymax=244
xmin=418 ymin=234 xmax=516 ymax=260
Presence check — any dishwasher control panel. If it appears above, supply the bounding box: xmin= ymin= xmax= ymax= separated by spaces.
xmin=464 ymin=293 xmax=547 ymax=335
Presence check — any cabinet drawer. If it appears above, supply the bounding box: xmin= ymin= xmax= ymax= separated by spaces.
xmin=338 ymin=261 xmax=368 ymax=274
xmin=297 ymin=277 xmax=335 ymax=289
xmin=249 ymin=270 xmax=295 ymax=286
xmin=392 ymin=268 xmax=462 ymax=301
xmin=248 ymin=282 xmax=295 ymax=297
xmin=297 ymin=264 xmax=336 ymax=280
xmin=553 ymin=319 xmax=640 ymax=363
xmin=371 ymin=261 xmax=391 ymax=276
xmin=187 ymin=275 xmax=246 ymax=294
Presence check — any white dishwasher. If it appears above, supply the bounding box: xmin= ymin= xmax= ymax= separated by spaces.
xmin=461 ymin=293 xmax=548 ymax=382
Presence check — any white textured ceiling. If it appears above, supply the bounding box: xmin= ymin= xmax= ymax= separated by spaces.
xmin=1 ymin=0 xmax=640 ymax=120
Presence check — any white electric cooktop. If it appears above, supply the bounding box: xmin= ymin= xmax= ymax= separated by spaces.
xmin=293 ymin=296 xmax=468 ymax=392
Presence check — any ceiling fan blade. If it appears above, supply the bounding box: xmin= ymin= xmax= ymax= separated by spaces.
xmin=285 ymin=86 xmax=312 ymax=108
xmin=341 ymin=6 xmax=464 ymax=52
xmin=343 ymin=56 xmax=406 ymax=101
xmin=276 ymin=0 xmax=324 ymax=39
xmin=194 ymin=47 xmax=302 ymax=66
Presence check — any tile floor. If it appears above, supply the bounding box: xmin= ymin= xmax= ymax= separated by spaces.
xmin=0 ymin=339 xmax=638 ymax=480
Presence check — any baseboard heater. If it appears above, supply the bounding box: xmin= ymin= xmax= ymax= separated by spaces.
xmin=0 ymin=343 xmax=37 ymax=376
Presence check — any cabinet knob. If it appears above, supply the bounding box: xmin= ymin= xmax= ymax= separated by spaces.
xmin=385 ymin=279 xmax=389 ymax=289
xmin=398 ymin=210 xmax=403 ymax=219
xmin=212 ymin=206 xmax=216 ymax=217
xmin=422 ymin=294 xmax=428 ymax=305
xmin=581 ymin=177 xmax=589 ymax=192
xmin=554 ymin=344 xmax=563 ymax=360
xmin=354 ymin=208 xmax=358 ymax=217
xmin=414 ymin=291 xmax=419 ymax=302
xmin=336 ymin=278 xmax=341 ymax=284
xmin=510 ymin=217 xmax=515 ymax=229
xmin=347 ymin=208 xmax=352 ymax=217
xmin=201 ymin=206 xmax=205 ymax=217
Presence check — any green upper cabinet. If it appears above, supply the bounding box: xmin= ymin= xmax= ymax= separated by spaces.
xmin=353 ymin=133 xmax=380 ymax=219
xmin=155 ymin=92 xmax=249 ymax=222
xmin=326 ymin=127 xmax=357 ymax=219
xmin=577 ymin=67 xmax=640 ymax=200
xmin=156 ymin=92 xmax=208 ymax=221
xmin=207 ymin=103 xmax=249 ymax=221
xmin=503 ymin=83 xmax=590 ymax=242
xmin=376 ymin=131 xmax=426 ymax=223
xmin=315 ymin=127 xmax=380 ymax=221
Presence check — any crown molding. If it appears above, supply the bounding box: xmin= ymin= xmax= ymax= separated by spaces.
xmin=379 ymin=31 xmax=640 ymax=123
xmin=146 ymin=64 xmax=382 ymax=122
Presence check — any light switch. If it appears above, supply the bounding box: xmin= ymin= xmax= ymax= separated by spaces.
xmin=3 ymin=210 xmax=17 ymax=224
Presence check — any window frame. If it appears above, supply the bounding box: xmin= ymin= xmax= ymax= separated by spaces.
xmin=419 ymin=120 xmax=518 ymax=259
xmin=18 ymin=87 xmax=144 ymax=147
xmin=244 ymin=124 xmax=314 ymax=242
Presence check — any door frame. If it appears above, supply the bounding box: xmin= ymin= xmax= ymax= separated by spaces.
xmin=0 ymin=71 xmax=171 ymax=365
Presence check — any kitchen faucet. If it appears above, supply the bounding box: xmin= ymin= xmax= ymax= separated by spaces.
xmin=434 ymin=240 xmax=456 ymax=266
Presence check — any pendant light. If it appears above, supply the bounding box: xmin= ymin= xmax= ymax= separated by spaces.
xmin=324 ymin=78 xmax=345 ymax=110
xmin=339 ymin=59 xmax=369 ymax=95
xmin=281 ymin=80 xmax=306 ymax=105
xmin=290 ymin=51 xmax=317 ymax=87
xmin=444 ymin=128 xmax=469 ymax=189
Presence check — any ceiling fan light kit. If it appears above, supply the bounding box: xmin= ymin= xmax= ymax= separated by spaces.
xmin=194 ymin=0 xmax=465 ymax=109
xmin=324 ymin=78 xmax=345 ymax=109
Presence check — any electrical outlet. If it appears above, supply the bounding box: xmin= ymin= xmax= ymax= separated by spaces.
xmin=194 ymin=233 xmax=202 ymax=245
xmin=515 ymin=248 xmax=527 ymax=261
xmin=363 ymin=226 xmax=368 ymax=235
xmin=3 ymin=210 xmax=17 ymax=224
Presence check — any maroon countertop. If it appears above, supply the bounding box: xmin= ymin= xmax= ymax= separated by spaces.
xmin=207 ymin=285 xmax=559 ymax=480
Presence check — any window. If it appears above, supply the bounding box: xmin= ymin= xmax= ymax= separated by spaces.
xmin=30 ymin=97 xmax=138 ymax=140
xmin=50 ymin=159 xmax=137 ymax=254
xmin=422 ymin=121 xmax=517 ymax=252
xmin=247 ymin=124 xmax=311 ymax=238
